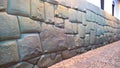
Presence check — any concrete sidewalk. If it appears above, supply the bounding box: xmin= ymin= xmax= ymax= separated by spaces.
xmin=49 ymin=41 xmax=120 ymax=68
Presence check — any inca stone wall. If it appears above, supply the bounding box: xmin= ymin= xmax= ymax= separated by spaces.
xmin=0 ymin=0 xmax=120 ymax=68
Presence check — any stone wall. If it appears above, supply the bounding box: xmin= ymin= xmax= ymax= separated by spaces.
xmin=0 ymin=0 xmax=120 ymax=68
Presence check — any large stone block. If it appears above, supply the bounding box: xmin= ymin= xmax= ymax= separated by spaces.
xmin=55 ymin=17 xmax=64 ymax=28
xmin=11 ymin=62 xmax=33 ymax=68
xmin=0 ymin=40 xmax=19 ymax=65
xmin=81 ymin=12 xmax=87 ymax=26
xmin=44 ymin=0 xmax=58 ymax=5
xmin=61 ymin=50 xmax=77 ymax=59
xmin=86 ymin=10 xmax=94 ymax=22
xmin=44 ymin=2 xmax=54 ymax=23
xmin=37 ymin=53 xmax=62 ymax=68
xmin=66 ymin=35 xmax=76 ymax=49
xmin=55 ymin=0 xmax=71 ymax=7
xmin=78 ymin=24 xmax=85 ymax=38
xmin=0 ymin=0 xmax=7 ymax=11
xmin=90 ymin=30 xmax=96 ymax=45
xmin=65 ymin=20 xmax=78 ymax=34
xmin=17 ymin=34 xmax=42 ymax=60
xmin=55 ymin=5 xmax=68 ymax=19
xmin=84 ymin=34 xmax=90 ymax=46
xmin=74 ymin=35 xmax=84 ymax=47
xmin=40 ymin=23 xmax=67 ymax=53
xmin=0 ymin=12 xmax=20 ymax=41
xmin=7 ymin=0 xmax=30 ymax=17
xmin=31 ymin=0 xmax=44 ymax=21
xmin=18 ymin=16 xmax=41 ymax=33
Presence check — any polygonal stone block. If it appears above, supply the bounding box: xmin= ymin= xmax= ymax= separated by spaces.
xmin=0 ymin=40 xmax=19 ymax=66
xmin=90 ymin=30 xmax=96 ymax=45
xmin=0 ymin=0 xmax=7 ymax=11
xmin=84 ymin=34 xmax=90 ymax=46
xmin=74 ymin=35 xmax=84 ymax=47
xmin=11 ymin=62 xmax=33 ymax=68
xmin=7 ymin=0 xmax=30 ymax=17
xmin=18 ymin=16 xmax=41 ymax=33
xmin=31 ymin=0 xmax=44 ymax=21
xmin=17 ymin=34 xmax=42 ymax=60
xmin=55 ymin=5 xmax=68 ymax=19
xmin=44 ymin=2 xmax=54 ymax=23
xmin=40 ymin=23 xmax=67 ymax=53
xmin=0 ymin=12 xmax=20 ymax=41
xmin=55 ymin=0 xmax=71 ymax=7
xmin=78 ymin=24 xmax=85 ymax=38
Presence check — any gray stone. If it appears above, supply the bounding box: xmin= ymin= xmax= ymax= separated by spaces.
xmin=65 ymin=20 xmax=78 ymax=34
xmin=0 ymin=0 xmax=7 ymax=11
xmin=27 ymin=57 xmax=40 ymax=64
xmin=33 ymin=65 xmax=39 ymax=68
xmin=78 ymin=24 xmax=85 ymax=38
xmin=31 ymin=0 xmax=44 ymax=21
xmin=81 ymin=12 xmax=87 ymax=26
xmin=84 ymin=34 xmax=90 ymax=46
xmin=55 ymin=17 xmax=64 ymax=28
xmin=7 ymin=0 xmax=30 ymax=17
xmin=0 ymin=40 xmax=19 ymax=65
xmin=90 ymin=30 xmax=96 ymax=45
xmin=18 ymin=16 xmax=41 ymax=33
xmin=40 ymin=23 xmax=67 ymax=53
xmin=66 ymin=35 xmax=76 ymax=49
xmin=55 ymin=5 xmax=68 ymax=19
xmin=69 ymin=9 xmax=77 ymax=23
xmin=17 ymin=34 xmax=42 ymax=60
xmin=61 ymin=50 xmax=77 ymax=59
xmin=56 ymin=0 xmax=71 ymax=7
xmin=0 ymin=12 xmax=20 ymax=41
xmin=37 ymin=54 xmax=62 ymax=67
xmin=74 ymin=35 xmax=84 ymax=47
xmin=86 ymin=10 xmax=93 ymax=22
xmin=44 ymin=2 xmax=54 ymax=23
xmin=44 ymin=0 xmax=58 ymax=5
xmin=12 ymin=62 xmax=33 ymax=68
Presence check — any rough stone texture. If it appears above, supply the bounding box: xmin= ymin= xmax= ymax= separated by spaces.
xmin=11 ymin=62 xmax=33 ymax=68
xmin=27 ymin=57 xmax=40 ymax=64
xmin=74 ymin=35 xmax=84 ymax=47
xmin=55 ymin=5 xmax=68 ymax=19
xmin=0 ymin=40 xmax=19 ymax=65
xmin=37 ymin=54 xmax=62 ymax=68
xmin=0 ymin=12 xmax=20 ymax=41
xmin=17 ymin=34 xmax=42 ymax=60
xmin=0 ymin=0 xmax=7 ymax=11
xmin=65 ymin=20 xmax=78 ymax=34
xmin=44 ymin=0 xmax=58 ymax=5
xmin=55 ymin=0 xmax=71 ymax=7
xmin=40 ymin=23 xmax=67 ymax=53
xmin=55 ymin=17 xmax=64 ymax=28
xmin=44 ymin=2 xmax=54 ymax=23
xmin=31 ymin=0 xmax=44 ymax=21
xmin=18 ymin=16 xmax=41 ymax=33
xmin=7 ymin=0 xmax=30 ymax=17
xmin=78 ymin=24 xmax=85 ymax=38
xmin=66 ymin=35 xmax=76 ymax=49
xmin=90 ymin=30 xmax=96 ymax=45
xmin=61 ymin=50 xmax=77 ymax=59
xmin=84 ymin=34 xmax=90 ymax=46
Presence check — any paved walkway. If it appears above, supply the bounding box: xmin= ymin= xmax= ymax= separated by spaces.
xmin=49 ymin=41 xmax=120 ymax=68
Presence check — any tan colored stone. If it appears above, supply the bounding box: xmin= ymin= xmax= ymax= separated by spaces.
xmin=18 ymin=16 xmax=41 ymax=33
xmin=55 ymin=17 xmax=64 ymax=28
xmin=7 ymin=0 xmax=30 ymax=17
xmin=55 ymin=5 xmax=68 ymax=19
xmin=0 ymin=40 xmax=19 ymax=65
xmin=44 ymin=2 xmax=54 ymax=23
xmin=0 ymin=12 xmax=20 ymax=41
xmin=78 ymin=24 xmax=85 ymax=38
xmin=0 ymin=0 xmax=7 ymax=11
xmin=31 ymin=0 xmax=44 ymax=21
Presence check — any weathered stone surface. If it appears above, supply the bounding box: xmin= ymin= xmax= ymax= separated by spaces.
xmin=17 ymin=34 xmax=42 ymax=60
xmin=27 ymin=57 xmax=40 ymax=64
xmin=0 ymin=12 xmax=20 ymax=41
xmin=90 ymin=30 xmax=96 ymax=45
xmin=65 ymin=20 xmax=78 ymax=34
xmin=7 ymin=0 xmax=30 ymax=17
xmin=0 ymin=40 xmax=19 ymax=65
xmin=55 ymin=17 xmax=64 ymax=28
xmin=84 ymin=34 xmax=90 ymax=46
xmin=55 ymin=0 xmax=71 ymax=7
xmin=40 ymin=23 xmax=67 ymax=53
xmin=12 ymin=62 xmax=33 ymax=68
xmin=62 ymin=50 xmax=77 ymax=59
xmin=66 ymin=35 xmax=76 ymax=49
xmin=55 ymin=5 xmax=68 ymax=19
xmin=74 ymin=35 xmax=84 ymax=47
xmin=18 ymin=16 xmax=41 ymax=33
xmin=0 ymin=0 xmax=7 ymax=11
xmin=33 ymin=65 xmax=39 ymax=68
xmin=81 ymin=12 xmax=87 ymax=26
xmin=78 ymin=24 xmax=85 ymax=38
xmin=44 ymin=2 xmax=54 ymax=23
xmin=31 ymin=0 xmax=44 ymax=21
xmin=69 ymin=9 xmax=78 ymax=23
xmin=37 ymin=54 xmax=62 ymax=68
xmin=86 ymin=10 xmax=93 ymax=22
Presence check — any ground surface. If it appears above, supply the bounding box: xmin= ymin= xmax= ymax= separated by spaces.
xmin=49 ymin=41 xmax=120 ymax=68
